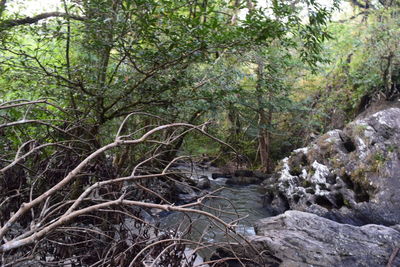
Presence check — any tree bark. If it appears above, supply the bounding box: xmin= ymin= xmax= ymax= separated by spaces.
xmin=256 ymin=60 xmax=272 ymax=173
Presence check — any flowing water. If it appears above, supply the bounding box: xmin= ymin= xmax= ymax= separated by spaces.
xmin=159 ymin=164 xmax=271 ymax=244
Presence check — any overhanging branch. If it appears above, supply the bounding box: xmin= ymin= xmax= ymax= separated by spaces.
xmin=0 ymin=12 xmax=86 ymax=30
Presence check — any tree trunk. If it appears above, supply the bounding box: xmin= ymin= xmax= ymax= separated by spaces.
xmin=256 ymin=60 xmax=272 ymax=173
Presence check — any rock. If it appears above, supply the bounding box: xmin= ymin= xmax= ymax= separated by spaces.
xmin=391 ymin=224 xmax=400 ymax=233
xmin=197 ymin=176 xmax=211 ymax=189
xmin=264 ymin=211 xmax=400 ymax=266
xmin=175 ymin=181 xmax=196 ymax=195
xmin=211 ymin=173 xmax=232 ymax=179
xmin=210 ymin=246 xmax=280 ymax=267
xmin=264 ymin=107 xmax=400 ymax=225
xmin=178 ymin=192 xmax=200 ymax=203
xmin=215 ymin=211 xmax=400 ymax=266
xmin=174 ymin=181 xmax=202 ymax=203
xmin=253 ymin=211 xmax=400 ymax=266
xmin=234 ymin=169 xmax=254 ymax=177
xmin=183 ymin=248 xmax=208 ymax=266
xmin=253 ymin=170 xmax=270 ymax=180
xmin=226 ymin=176 xmax=262 ymax=185
xmin=197 ymin=164 xmax=208 ymax=170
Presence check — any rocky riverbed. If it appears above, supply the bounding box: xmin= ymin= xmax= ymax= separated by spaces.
xmin=229 ymin=106 xmax=400 ymax=266
xmin=159 ymin=107 xmax=400 ymax=266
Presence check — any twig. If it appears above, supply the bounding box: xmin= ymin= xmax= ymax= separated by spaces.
xmin=387 ymin=247 xmax=400 ymax=267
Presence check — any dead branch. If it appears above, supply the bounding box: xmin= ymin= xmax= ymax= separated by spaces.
xmin=0 ymin=104 xmax=263 ymax=266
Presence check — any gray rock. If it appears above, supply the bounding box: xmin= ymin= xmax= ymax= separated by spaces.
xmin=175 ymin=181 xmax=196 ymax=195
xmin=253 ymin=170 xmax=271 ymax=180
xmin=264 ymin=107 xmax=400 ymax=225
xmin=211 ymin=173 xmax=231 ymax=179
xmin=391 ymin=224 xmax=400 ymax=233
xmin=249 ymin=211 xmax=400 ymax=266
xmin=197 ymin=176 xmax=211 ymax=189
xmin=175 ymin=181 xmax=201 ymax=203
xmin=178 ymin=192 xmax=200 ymax=203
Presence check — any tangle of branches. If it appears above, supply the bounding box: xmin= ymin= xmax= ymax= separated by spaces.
xmin=0 ymin=99 xmax=269 ymax=267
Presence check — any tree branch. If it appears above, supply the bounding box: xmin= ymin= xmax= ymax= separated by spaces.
xmin=0 ymin=12 xmax=86 ymax=29
xmin=348 ymin=0 xmax=376 ymax=9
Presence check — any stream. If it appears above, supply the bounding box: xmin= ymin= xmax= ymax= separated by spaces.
xmin=159 ymin=164 xmax=271 ymax=246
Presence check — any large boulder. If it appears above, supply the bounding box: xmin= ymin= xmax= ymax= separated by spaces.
xmin=252 ymin=211 xmax=400 ymax=266
xmin=212 ymin=211 xmax=400 ymax=266
xmin=263 ymin=107 xmax=400 ymax=225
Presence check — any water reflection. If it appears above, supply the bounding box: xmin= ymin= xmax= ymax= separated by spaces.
xmin=161 ymin=165 xmax=271 ymax=244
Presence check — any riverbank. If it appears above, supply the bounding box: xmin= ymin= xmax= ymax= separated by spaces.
xmin=217 ymin=106 xmax=400 ymax=266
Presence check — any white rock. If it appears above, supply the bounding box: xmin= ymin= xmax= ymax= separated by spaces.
xmin=311 ymin=161 xmax=329 ymax=184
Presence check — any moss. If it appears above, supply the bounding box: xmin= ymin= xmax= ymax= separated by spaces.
xmin=363 ymin=151 xmax=387 ymax=174
xmin=329 ymin=156 xmax=343 ymax=170
xmin=343 ymin=198 xmax=351 ymax=208
xmin=289 ymin=165 xmax=303 ymax=176
xmin=374 ymin=152 xmax=385 ymax=162
xmin=353 ymin=124 xmax=368 ymax=137
xmin=352 ymin=168 xmax=364 ymax=178
xmin=350 ymin=167 xmax=369 ymax=188
xmin=349 ymin=164 xmax=376 ymax=203
xmin=302 ymin=180 xmax=312 ymax=188
xmin=338 ymin=167 xmax=347 ymax=177
xmin=372 ymin=152 xmax=385 ymax=171
xmin=387 ymin=145 xmax=397 ymax=153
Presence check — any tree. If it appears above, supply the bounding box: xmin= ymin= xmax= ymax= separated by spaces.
xmin=0 ymin=0 xmax=339 ymax=264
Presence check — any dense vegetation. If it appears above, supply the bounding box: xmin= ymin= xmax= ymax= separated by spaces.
xmin=0 ymin=0 xmax=399 ymax=265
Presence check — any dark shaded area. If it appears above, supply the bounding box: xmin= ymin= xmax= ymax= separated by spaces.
xmin=234 ymin=169 xmax=254 ymax=177
xmin=334 ymin=193 xmax=345 ymax=208
xmin=354 ymin=183 xmax=370 ymax=203
xmin=210 ymin=246 xmax=281 ymax=267
xmin=315 ymin=195 xmax=335 ymax=209
xmin=341 ymin=173 xmax=355 ymax=190
xmin=326 ymin=173 xmax=337 ymax=184
xmin=343 ymin=137 xmax=356 ymax=153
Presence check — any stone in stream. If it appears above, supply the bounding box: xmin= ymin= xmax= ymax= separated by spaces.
xmin=197 ymin=176 xmax=211 ymax=189
xmin=211 ymin=173 xmax=232 ymax=179
xmin=213 ymin=211 xmax=400 ymax=266
xmin=263 ymin=107 xmax=400 ymax=226
xmin=253 ymin=170 xmax=271 ymax=180
xmin=174 ymin=179 xmax=203 ymax=203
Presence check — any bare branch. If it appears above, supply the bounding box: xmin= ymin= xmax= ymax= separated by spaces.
xmin=1 ymin=141 xmax=75 ymax=173
xmin=0 ymin=99 xmax=47 ymax=110
xmin=0 ymin=122 xmax=222 ymax=242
